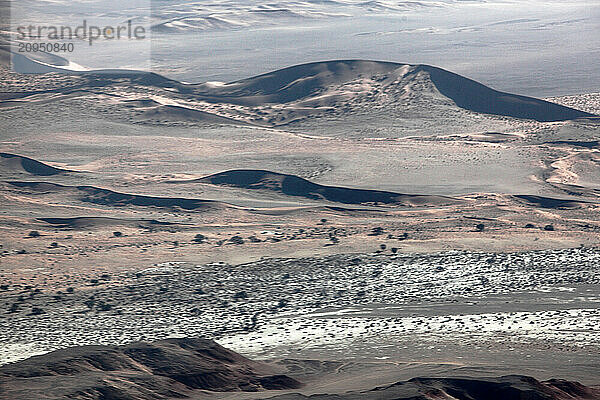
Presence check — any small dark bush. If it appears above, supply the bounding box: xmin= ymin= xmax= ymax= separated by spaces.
xmin=66 ymin=287 xmax=74 ymax=293
xmin=475 ymin=223 xmax=485 ymax=232
xmin=97 ymin=302 xmax=113 ymax=312
xmin=234 ymin=291 xmax=248 ymax=300
xmin=277 ymin=299 xmax=288 ymax=308
xmin=113 ymin=231 xmax=123 ymax=237
xmin=369 ymin=227 xmax=385 ymax=236
xmin=193 ymin=234 xmax=206 ymax=243
xmin=27 ymin=231 xmax=41 ymax=238
xmin=524 ymin=223 xmax=536 ymax=229
xmin=30 ymin=307 xmax=45 ymax=315
xmin=544 ymin=224 xmax=555 ymax=231
xmin=229 ymin=236 xmax=244 ymax=245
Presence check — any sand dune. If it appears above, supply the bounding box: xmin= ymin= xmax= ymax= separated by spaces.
xmin=191 ymin=60 xmax=594 ymax=122
xmin=7 ymin=181 xmax=224 ymax=211
xmin=0 ymin=338 xmax=301 ymax=399
xmin=512 ymin=195 xmax=589 ymax=209
xmin=418 ymin=65 xmax=594 ymax=122
xmin=195 ymin=169 xmax=460 ymax=206
xmin=0 ymin=153 xmax=72 ymax=176
xmin=3 ymin=59 xmax=593 ymax=125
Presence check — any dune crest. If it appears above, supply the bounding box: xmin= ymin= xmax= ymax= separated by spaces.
xmin=0 ymin=153 xmax=72 ymax=176
xmin=195 ymin=169 xmax=460 ymax=207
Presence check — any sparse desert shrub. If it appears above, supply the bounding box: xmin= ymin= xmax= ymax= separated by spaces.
xmin=233 ymin=291 xmax=248 ymax=300
xmin=277 ymin=299 xmax=288 ymax=308
xmin=90 ymin=279 xmax=99 ymax=285
xmin=248 ymin=235 xmax=262 ymax=243
xmin=66 ymin=287 xmax=74 ymax=293
xmin=30 ymin=307 xmax=45 ymax=315
xmin=281 ymin=273 xmax=290 ymax=280
xmin=544 ymin=224 xmax=555 ymax=231
xmin=369 ymin=227 xmax=384 ymax=236
xmin=475 ymin=223 xmax=485 ymax=232
xmin=96 ymin=302 xmax=113 ymax=312
xmin=84 ymin=299 xmax=95 ymax=309
xmin=100 ymin=274 xmax=111 ymax=280
xmin=190 ymin=307 xmax=201 ymax=316
xmin=113 ymin=231 xmax=122 ymax=237
xmin=228 ymin=236 xmax=244 ymax=245
xmin=49 ymin=242 xmax=58 ymax=248
xmin=0 ymin=284 xmax=8 ymax=291
xmin=391 ymin=247 xmax=398 ymax=254
xmin=27 ymin=231 xmax=41 ymax=238
xmin=524 ymin=223 xmax=536 ymax=229
xmin=193 ymin=234 xmax=206 ymax=243
xmin=320 ymin=218 xmax=328 ymax=224
xmin=380 ymin=244 xmax=387 ymax=250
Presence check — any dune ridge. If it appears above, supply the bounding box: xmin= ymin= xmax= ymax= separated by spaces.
xmin=0 ymin=153 xmax=72 ymax=176
xmin=194 ymin=169 xmax=460 ymax=207
xmin=3 ymin=57 xmax=595 ymax=124
xmin=7 ymin=181 xmax=224 ymax=211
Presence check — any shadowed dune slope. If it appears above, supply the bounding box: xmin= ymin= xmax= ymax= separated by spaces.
xmin=196 ymin=169 xmax=459 ymax=206
xmin=37 ymin=217 xmax=175 ymax=229
xmin=418 ymin=65 xmax=594 ymax=122
xmin=7 ymin=181 xmax=223 ymax=211
xmin=0 ymin=153 xmax=72 ymax=176
xmin=269 ymin=375 xmax=600 ymax=400
xmin=512 ymin=195 xmax=589 ymax=209
xmin=0 ymin=338 xmax=302 ymax=400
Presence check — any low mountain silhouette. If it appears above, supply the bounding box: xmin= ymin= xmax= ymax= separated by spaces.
xmin=0 ymin=338 xmax=302 ymax=399
xmin=270 ymin=375 xmax=600 ymax=400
